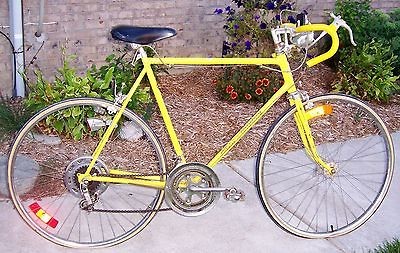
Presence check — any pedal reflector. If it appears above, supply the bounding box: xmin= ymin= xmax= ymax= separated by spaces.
xmin=306 ymin=105 xmax=333 ymax=120
xmin=29 ymin=202 xmax=59 ymax=228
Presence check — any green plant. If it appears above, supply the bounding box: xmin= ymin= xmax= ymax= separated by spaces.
xmin=371 ymin=238 xmax=400 ymax=253
xmin=24 ymin=49 xmax=154 ymax=140
xmin=89 ymin=51 xmax=155 ymax=120
xmin=215 ymin=66 xmax=282 ymax=103
xmin=214 ymin=1 xmax=293 ymax=103
xmin=334 ymin=0 xmax=400 ymax=75
xmin=0 ymin=94 xmax=32 ymax=140
xmin=334 ymin=40 xmax=399 ymax=102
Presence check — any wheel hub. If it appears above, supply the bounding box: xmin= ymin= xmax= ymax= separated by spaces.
xmin=63 ymin=157 xmax=109 ymax=198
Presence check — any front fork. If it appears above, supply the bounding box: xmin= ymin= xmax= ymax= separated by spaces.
xmin=290 ymin=92 xmax=336 ymax=175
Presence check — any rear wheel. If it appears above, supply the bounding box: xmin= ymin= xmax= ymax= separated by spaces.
xmin=256 ymin=94 xmax=394 ymax=238
xmin=8 ymin=98 xmax=167 ymax=248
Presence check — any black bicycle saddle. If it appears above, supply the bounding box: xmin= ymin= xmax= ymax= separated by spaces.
xmin=111 ymin=25 xmax=177 ymax=45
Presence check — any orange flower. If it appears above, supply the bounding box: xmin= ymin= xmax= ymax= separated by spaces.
xmin=262 ymin=78 xmax=270 ymax=86
xmin=256 ymin=79 xmax=263 ymax=87
xmin=226 ymin=85 xmax=234 ymax=94
xmin=255 ymin=88 xmax=263 ymax=95
xmin=245 ymin=93 xmax=252 ymax=100
xmin=212 ymin=79 xmax=218 ymax=84
xmin=230 ymin=91 xmax=238 ymax=100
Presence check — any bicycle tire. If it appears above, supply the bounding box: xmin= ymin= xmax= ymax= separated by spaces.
xmin=8 ymin=98 xmax=167 ymax=248
xmin=256 ymin=94 xmax=394 ymax=238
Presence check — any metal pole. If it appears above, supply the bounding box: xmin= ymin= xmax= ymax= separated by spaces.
xmin=9 ymin=0 xmax=25 ymax=97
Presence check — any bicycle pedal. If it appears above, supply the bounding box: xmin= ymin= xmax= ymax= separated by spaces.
xmin=223 ymin=187 xmax=245 ymax=202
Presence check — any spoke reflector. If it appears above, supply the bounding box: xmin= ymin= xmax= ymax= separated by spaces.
xmin=29 ymin=202 xmax=59 ymax=228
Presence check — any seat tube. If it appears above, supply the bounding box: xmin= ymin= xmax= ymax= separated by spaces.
xmin=142 ymin=58 xmax=186 ymax=163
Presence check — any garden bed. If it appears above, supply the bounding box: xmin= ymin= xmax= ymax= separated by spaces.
xmin=1 ymin=64 xmax=399 ymax=166
xmin=151 ymin=65 xmax=400 ymax=164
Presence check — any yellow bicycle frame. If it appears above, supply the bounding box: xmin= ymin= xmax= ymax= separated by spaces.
xmin=78 ymin=22 xmax=340 ymax=188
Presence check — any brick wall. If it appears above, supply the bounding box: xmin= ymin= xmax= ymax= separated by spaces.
xmin=0 ymin=0 xmax=399 ymax=95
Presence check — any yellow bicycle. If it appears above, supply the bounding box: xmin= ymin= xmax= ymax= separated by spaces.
xmin=7 ymin=13 xmax=394 ymax=248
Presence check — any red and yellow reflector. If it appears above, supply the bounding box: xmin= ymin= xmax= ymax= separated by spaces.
xmin=305 ymin=105 xmax=333 ymax=120
xmin=29 ymin=202 xmax=59 ymax=228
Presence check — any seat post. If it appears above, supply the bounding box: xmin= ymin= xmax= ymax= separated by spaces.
xmin=131 ymin=44 xmax=148 ymax=62
xmin=138 ymin=46 xmax=147 ymax=58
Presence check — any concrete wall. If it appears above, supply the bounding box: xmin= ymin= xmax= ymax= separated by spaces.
xmin=0 ymin=0 xmax=399 ymax=96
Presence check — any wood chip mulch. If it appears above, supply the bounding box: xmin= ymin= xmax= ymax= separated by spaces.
xmin=1 ymin=65 xmax=399 ymax=167
xmin=149 ymin=65 xmax=400 ymax=165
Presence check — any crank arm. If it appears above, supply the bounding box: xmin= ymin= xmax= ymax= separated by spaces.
xmin=188 ymin=186 xmax=245 ymax=201
xmin=188 ymin=186 xmax=228 ymax=192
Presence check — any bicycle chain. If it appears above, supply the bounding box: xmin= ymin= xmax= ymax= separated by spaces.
xmin=91 ymin=207 xmax=172 ymax=213
xmin=87 ymin=171 xmax=172 ymax=214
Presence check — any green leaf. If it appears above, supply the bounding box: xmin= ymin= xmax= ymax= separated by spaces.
xmin=63 ymin=109 xmax=72 ymax=117
xmin=72 ymin=124 xmax=84 ymax=141
xmin=54 ymin=120 xmax=64 ymax=133
xmin=93 ymin=80 xmax=102 ymax=89
xmin=72 ymin=107 xmax=81 ymax=117
xmin=101 ymin=67 xmax=114 ymax=90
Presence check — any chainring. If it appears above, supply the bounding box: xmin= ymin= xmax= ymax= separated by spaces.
xmin=165 ymin=163 xmax=220 ymax=217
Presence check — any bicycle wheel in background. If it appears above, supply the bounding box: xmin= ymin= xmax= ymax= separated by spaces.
xmin=256 ymin=94 xmax=394 ymax=238
xmin=8 ymin=98 xmax=167 ymax=248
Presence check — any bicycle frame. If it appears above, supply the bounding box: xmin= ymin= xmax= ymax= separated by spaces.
xmin=78 ymin=42 xmax=336 ymax=188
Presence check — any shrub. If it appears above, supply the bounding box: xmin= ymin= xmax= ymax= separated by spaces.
xmin=89 ymin=51 xmax=155 ymax=120
xmin=332 ymin=0 xmax=400 ymax=101
xmin=334 ymin=41 xmax=399 ymax=102
xmin=214 ymin=0 xmax=294 ymax=103
xmin=24 ymin=50 xmax=154 ymax=140
xmin=334 ymin=0 xmax=400 ymax=73
xmin=215 ymin=0 xmax=296 ymax=57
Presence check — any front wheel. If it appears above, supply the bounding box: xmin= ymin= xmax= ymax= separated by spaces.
xmin=256 ymin=94 xmax=394 ymax=238
xmin=8 ymin=98 xmax=167 ymax=248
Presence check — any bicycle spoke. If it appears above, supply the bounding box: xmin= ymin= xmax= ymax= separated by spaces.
xmin=257 ymin=94 xmax=393 ymax=238
xmin=8 ymin=98 xmax=166 ymax=247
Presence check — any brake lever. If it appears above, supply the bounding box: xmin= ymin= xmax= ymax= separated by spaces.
xmin=341 ymin=23 xmax=357 ymax=46
xmin=330 ymin=13 xmax=357 ymax=46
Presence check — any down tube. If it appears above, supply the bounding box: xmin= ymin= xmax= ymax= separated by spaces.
xmin=207 ymin=85 xmax=289 ymax=168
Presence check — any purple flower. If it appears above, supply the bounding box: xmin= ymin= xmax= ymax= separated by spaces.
xmin=266 ymin=1 xmax=275 ymax=10
xmin=287 ymin=3 xmax=293 ymax=10
xmin=260 ymin=22 xmax=267 ymax=29
xmin=245 ymin=40 xmax=251 ymax=50
xmin=234 ymin=24 xmax=239 ymax=30
xmin=280 ymin=4 xmax=287 ymax=10
xmin=214 ymin=8 xmax=223 ymax=14
xmin=288 ymin=15 xmax=296 ymax=23
xmin=225 ymin=6 xmax=231 ymax=12
xmin=254 ymin=15 xmax=260 ymax=20
xmin=275 ymin=14 xmax=281 ymax=21
xmin=232 ymin=42 xmax=237 ymax=47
